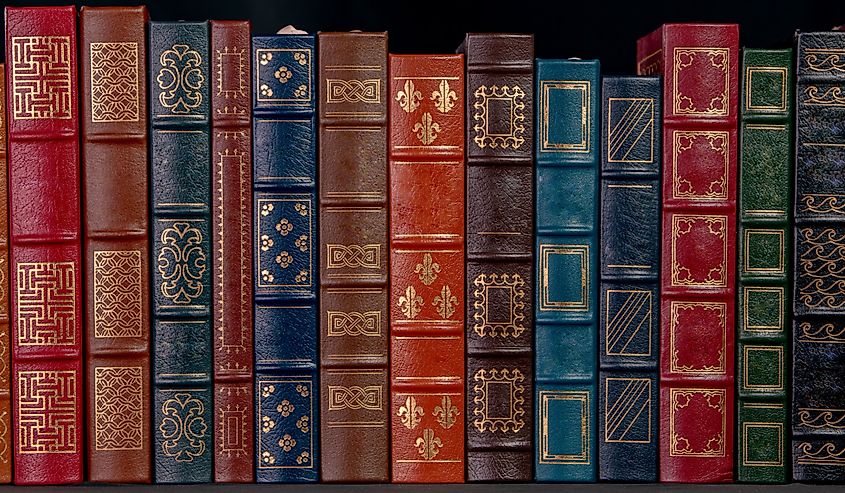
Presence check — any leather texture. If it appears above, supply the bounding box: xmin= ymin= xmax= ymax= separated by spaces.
xmin=534 ymin=59 xmax=599 ymax=483
xmin=460 ymin=33 xmax=534 ymax=483
xmin=150 ymin=21 xmax=213 ymax=484
xmin=390 ymin=54 xmax=465 ymax=483
xmin=793 ymin=32 xmax=845 ymax=483
xmin=0 ymin=64 xmax=9 ymax=485
xmin=318 ymin=32 xmax=389 ymax=483
xmin=211 ymin=20 xmax=254 ymax=483
xmin=737 ymin=48 xmax=792 ymax=484
xmin=598 ymin=76 xmax=661 ymax=483
xmin=6 ymin=6 xmax=84 ymax=485
xmin=81 ymin=6 xmax=151 ymax=483
xmin=252 ymin=34 xmax=319 ymax=483
xmin=637 ymin=24 xmax=739 ymax=484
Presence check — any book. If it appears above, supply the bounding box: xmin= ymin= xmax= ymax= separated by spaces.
xmin=389 ymin=54 xmax=466 ymax=483
xmin=534 ymin=58 xmax=600 ymax=483
xmin=0 ymin=63 xmax=9 ymax=484
xmin=150 ymin=21 xmax=213 ymax=484
xmin=81 ymin=6 xmax=151 ymax=483
xmin=598 ymin=76 xmax=661 ymax=482
xmin=318 ymin=32 xmax=389 ymax=483
xmin=460 ymin=32 xmax=535 ymax=482
xmin=210 ymin=20 xmax=254 ymax=483
xmin=637 ymin=23 xmax=739 ymax=483
xmin=252 ymin=32 xmax=319 ymax=483
xmin=5 ymin=6 xmax=84 ymax=484
xmin=793 ymin=31 xmax=845 ymax=482
xmin=737 ymin=48 xmax=792 ymax=484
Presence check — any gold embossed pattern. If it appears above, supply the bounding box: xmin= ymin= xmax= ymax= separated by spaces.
xmin=94 ymin=366 xmax=143 ymax=450
xmin=17 ymin=370 xmax=78 ymax=454
xmin=16 ymin=262 xmax=76 ymax=346
xmin=90 ymin=42 xmax=139 ymax=122
xmin=93 ymin=251 xmax=142 ymax=338
xmin=10 ymin=36 xmax=73 ymax=120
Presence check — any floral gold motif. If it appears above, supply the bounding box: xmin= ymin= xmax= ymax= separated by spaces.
xmin=434 ymin=285 xmax=457 ymax=319
xmin=296 ymin=415 xmax=310 ymax=433
xmin=397 ymin=396 xmax=423 ymax=430
xmin=277 ymin=399 xmax=294 ymax=417
xmin=415 ymin=253 xmax=441 ymax=286
xmin=157 ymin=222 xmax=207 ymax=305
xmin=276 ymin=218 xmax=293 ymax=235
xmin=413 ymin=112 xmax=440 ymax=145
xmin=431 ymin=79 xmax=457 ymax=113
xmin=415 ymin=428 xmax=443 ymax=460
xmin=396 ymin=79 xmax=422 ymax=113
xmin=398 ymin=286 xmax=424 ymax=319
xmin=433 ymin=395 xmax=459 ymax=429
xmin=159 ymin=393 xmax=207 ymax=462
xmin=296 ymin=451 xmax=310 ymax=464
xmin=275 ymin=251 xmax=293 ymax=269
xmin=279 ymin=433 xmax=296 ymax=452
xmin=261 ymin=415 xmax=275 ymax=433
xmin=295 ymin=235 xmax=308 ymax=252
xmin=296 ymin=384 xmax=310 ymax=397
xmin=156 ymin=44 xmax=205 ymax=114
xmin=274 ymin=66 xmax=292 ymax=83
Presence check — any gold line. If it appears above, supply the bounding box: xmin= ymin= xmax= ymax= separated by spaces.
xmin=393 ymin=76 xmax=459 ymax=80
xmin=607 ymin=184 xmax=652 ymax=189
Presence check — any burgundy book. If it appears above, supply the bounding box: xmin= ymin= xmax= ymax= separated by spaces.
xmin=6 ymin=6 xmax=84 ymax=484
xmin=81 ymin=6 xmax=151 ymax=483
xmin=211 ymin=20 xmax=254 ymax=483
xmin=0 ymin=63 xmax=10 ymax=484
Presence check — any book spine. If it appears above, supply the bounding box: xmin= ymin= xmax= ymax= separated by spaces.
xmin=462 ymin=33 xmax=534 ymax=482
xmin=534 ymin=59 xmax=600 ymax=482
xmin=0 ymin=63 xmax=9 ymax=484
xmin=211 ymin=20 xmax=254 ymax=483
xmin=793 ymin=33 xmax=845 ymax=482
xmin=737 ymin=48 xmax=792 ymax=484
xmin=5 ymin=6 xmax=84 ymax=484
xmin=81 ymin=6 xmax=151 ymax=483
xmin=637 ymin=23 xmax=739 ymax=483
xmin=598 ymin=76 xmax=661 ymax=482
xmin=252 ymin=34 xmax=319 ymax=483
xmin=150 ymin=21 xmax=213 ymax=484
xmin=389 ymin=54 xmax=466 ymax=483
xmin=317 ymin=32 xmax=389 ymax=483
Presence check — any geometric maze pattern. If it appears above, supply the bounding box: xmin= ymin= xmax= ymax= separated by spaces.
xmin=11 ymin=36 xmax=73 ymax=120
xmin=17 ymin=370 xmax=78 ymax=454
xmin=16 ymin=262 xmax=76 ymax=346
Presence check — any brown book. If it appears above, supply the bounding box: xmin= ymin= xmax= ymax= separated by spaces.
xmin=81 ymin=6 xmax=151 ymax=483
xmin=0 ymin=63 xmax=10 ymax=484
xmin=318 ymin=32 xmax=389 ymax=482
xmin=211 ymin=20 xmax=254 ymax=483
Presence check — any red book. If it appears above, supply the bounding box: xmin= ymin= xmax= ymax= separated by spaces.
xmin=5 ymin=6 xmax=84 ymax=484
xmin=637 ymin=24 xmax=739 ymax=483
xmin=389 ymin=55 xmax=465 ymax=483
xmin=0 ymin=64 xmax=11 ymax=484
xmin=211 ymin=20 xmax=254 ymax=483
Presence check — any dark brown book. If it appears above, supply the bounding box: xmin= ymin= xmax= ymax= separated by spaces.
xmin=0 ymin=63 xmax=10 ymax=484
xmin=211 ymin=20 xmax=254 ymax=483
xmin=81 ymin=6 xmax=151 ymax=483
xmin=459 ymin=33 xmax=534 ymax=482
xmin=318 ymin=32 xmax=389 ymax=483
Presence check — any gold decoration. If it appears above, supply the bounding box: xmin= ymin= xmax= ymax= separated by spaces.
xmin=801 ymin=194 xmax=845 ymax=214
xmin=260 ymin=203 xmax=274 ymax=216
xmin=296 ymin=384 xmax=310 ymax=397
xmin=276 ymin=218 xmax=293 ymax=235
xmin=669 ymin=388 xmax=725 ymax=457
xmin=156 ymin=44 xmax=205 ymax=114
xmin=261 ymin=415 xmax=275 ymax=433
xmin=295 ymin=202 xmax=308 ymax=216
xmin=279 ymin=433 xmax=296 ymax=452
xmin=16 ymin=262 xmax=77 ymax=346
xmin=472 ymin=368 xmax=525 ymax=433
xmin=433 ymin=395 xmax=459 ymax=429
xmin=397 ymin=396 xmax=423 ymax=430
xmin=261 ymin=451 xmax=275 ymax=464
xmin=17 ymin=370 xmax=78 ymax=453
xmin=396 ymin=79 xmax=422 ymax=113
xmin=296 ymin=415 xmax=310 ymax=433
xmin=327 ymin=311 xmax=381 ymax=337
xmin=803 ymin=85 xmax=845 ymax=107
xmin=671 ymin=215 xmax=727 ymax=287
xmin=276 ymin=399 xmax=294 ymax=417
xmin=398 ymin=286 xmax=423 ymax=319
xmin=159 ymin=392 xmax=208 ymax=462
xmin=431 ymin=79 xmax=457 ymax=113
xmin=294 ymin=52 xmax=308 ymax=65
xmin=672 ymin=131 xmax=729 ymax=200
xmin=327 ymin=79 xmax=380 ymax=103
xmin=804 ymin=48 xmax=845 ymax=73
xmin=798 ymin=228 xmax=845 ymax=310
xmin=157 ymin=222 xmax=207 ymax=305
xmin=295 ymin=235 xmax=308 ymax=252
xmin=296 ymin=450 xmax=310 ymax=464
xmin=472 ymin=273 xmax=526 ymax=338
xmin=94 ymin=251 xmax=143 ymax=338
xmin=328 ymin=385 xmax=383 ymax=411
xmin=274 ymin=66 xmax=292 ymax=83
xmin=796 ymin=442 xmax=845 ymax=466
xmin=327 ymin=244 xmax=380 ymax=269
xmin=434 ymin=285 xmax=457 ymax=319
xmin=11 ymin=36 xmax=72 ymax=120
xmin=415 ymin=253 xmax=441 ymax=286
xmin=295 ymin=270 xmax=308 ymax=283
xmin=798 ymin=322 xmax=845 ymax=343
xmin=415 ymin=428 xmax=443 ymax=460
xmin=293 ymin=84 xmax=308 ymax=98
xmin=673 ymin=47 xmax=729 ymax=116
xmin=90 ymin=42 xmax=140 ymax=122
xmin=275 ymin=251 xmax=293 ymax=269
xmin=472 ymin=85 xmax=526 ymax=149
xmin=798 ymin=408 xmax=845 ymax=429
xmin=94 ymin=366 xmax=143 ymax=451
xmin=413 ymin=112 xmax=440 ymax=145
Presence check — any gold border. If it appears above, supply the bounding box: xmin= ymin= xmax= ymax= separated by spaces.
xmin=669 ymin=387 xmax=727 ymax=457
xmin=742 ymin=422 xmax=784 ymax=467
xmin=671 ymin=130 xmax=730 ymax=201
xmin=673 ymin=47 xmax=730 ymax=117
xmin=743 ymin=286 xmax=784 ymax=333
xmin=669 ymin=301 xmax=727 ymax=375
xmin=606 ymin=98 xmax=654 ymax=163
xmin=743 ymin=346 xmax=785 ymax=391
xmin=743 ymin=229 xmax=785 ymax=274
xmin=539 ymin=81 xmax=590 ymax=153
xmin=604 ymin=289 xmax=652 ymax=357
xmin=539 ymin=244 xmax=589 ymax=312
xmin=745 ymin=67 xmax=787 ymax=112
xmin=603 ymin=377 xmax=652 ymax=444
xmin=539 ymin=390 xmax=590 ymax=464
xmin=671 ymin=215 xmax=728 ymax=288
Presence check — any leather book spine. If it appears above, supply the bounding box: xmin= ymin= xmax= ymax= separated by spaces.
xmin=5 ymin=6 xmax=84 ymax=484
xmin=252 ymin=34 xmax=319 ymax=483
xmin=150 ymin=21 xmax=213 ymax=484
xmin=0 ymin=64 xmax=9 ymax=485
xmin=389 ymin=54 xmax=465 ymax=483
xmin=598 ymin=76 xmax=661 ymax=482
xmin=460 ymin=33 xmax=534 ymax=482
xmin=318 ymin=32 xmax=389 ymax=483
xmin=637 ymin=23 xmax=739 ymax=483
xmin=211 ymin=20 xmax=254 ymax=483
xmin=737 ymin=48 xmax=792 ymax=484
xmin=793 ymin=32 xmax=845 ymax=482
xmin=534 ymin=59 xmax=600 ymax=483
xmin=81 ymin=7 xmax=151 ymax=483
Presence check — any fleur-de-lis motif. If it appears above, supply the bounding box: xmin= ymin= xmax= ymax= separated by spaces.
xmin=279 ymin=434 xmax=296 ymax=452
xmin=259 ymin=52 xmax=273 ymax=66
xmin=431 ymin=79 xmax=457 ymax=113
xmin=398 ymin=286 xmax=424 ymax=319
xmin=157 ymin=44 xmax=205 ymax=114
xmin=434 ymin=285 xmax=458 ymax=319
xmin=294 ymin=203 xmax=308 ymax=216
xmin=296 ymin=415 xmax=310 ymax=433
xmin=295 ymin=234 xmax=309 ymax=252
xmin=261 ymin=451 xmax=275 ymax=464
xmin=260 ymin=84 xmax=273 ymax=97
xmin=433 ymin=395 xmax=459 ymax=429
xmin=159 ymin=393 xmax=208 ymax=462
xmin=294 ymin=84 xmax=308 ymax=98
xmin=295 ymin=270 xmax=308 ymax=283
xmin=276 ymin=251 xmax=293 ymax=269
xmin=261 ymin=269 xmax=274 ymax=283
xmin=261 ymin=415 xmax=275 ymax=433
xmin=296 ymin=384 xmax=310 ymax=397
xmin=276 ymin=399 xmax=294 ymax=417
xmin=296 ymin=451 xmax=310 ymax=464
xmin=413 ymin=112 xmax=441 ymax=145
xmin=397 ymin=396 xmax=423 ymax=430
xmin=260 ymin=234 xmax=274 ymax=252
xmin=415 ymin=253 xmax=441 ymax=286
xmin=415 ymin=428 xmax=443 ymax=460
xmin=157 ymin=222 xmax=207 ymax=305
xmin=276 ymin=218 xmax=293 ymax=235
xmin=274 ymin=66 xmax=292 ymax=83
xmin=261 ymin=203 xmax=274 ymax=216
xmin=396 ymin=80 xmax=422 ymax=113
xmin=294 ymin=52 xmax=308 ymax=65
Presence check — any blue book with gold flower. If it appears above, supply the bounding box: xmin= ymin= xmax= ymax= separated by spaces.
xmin=251 ymin=33 xmax=319 ymax=483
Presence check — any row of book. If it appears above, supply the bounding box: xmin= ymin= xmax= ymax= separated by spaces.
xmin=0 ymin=4 xmax=842 ymax=486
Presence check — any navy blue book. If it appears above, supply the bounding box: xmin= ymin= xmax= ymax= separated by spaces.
xmin=150 ymin=21 xmax=213 ymax=483
xmin=252 ymin=32 xmax=319 ymax=483
xmin=534 ymin=59 xmax=600 ymax=482
xmin=598 ymin=76 xmax=661 ymax=482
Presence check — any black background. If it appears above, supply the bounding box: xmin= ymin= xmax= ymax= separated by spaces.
xmin=0 ymin=0 xmax=843 ymax=73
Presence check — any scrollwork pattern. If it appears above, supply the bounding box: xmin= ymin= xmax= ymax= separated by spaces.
xmin=798 ymin=228 xmax=845 ymax=310
xmin=156 ymin=44 xmax=205 ymax=114
xmin=159 ymin=393 xmax=208 ymax=462
xmin=157 ymin=222 xmax=207 ymax=304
